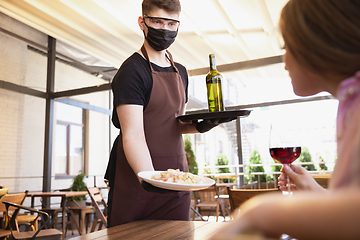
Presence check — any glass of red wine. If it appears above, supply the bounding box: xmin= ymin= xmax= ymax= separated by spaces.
xmin=269 ymin=125 xmax=301 ymax=195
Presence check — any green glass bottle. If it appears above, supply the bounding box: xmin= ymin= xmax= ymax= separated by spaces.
xmin=206 ymin=54 xmax=225 ymax=112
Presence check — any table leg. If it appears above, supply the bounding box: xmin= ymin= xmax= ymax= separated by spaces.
xmin=79 ymin=212 xmax=84 ymax=235
xmin=61 ymin=197 xmax=66 ymax=240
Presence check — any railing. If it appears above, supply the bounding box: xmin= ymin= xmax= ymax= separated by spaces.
xmin=198 ymin=162 xmax=334 ymax=188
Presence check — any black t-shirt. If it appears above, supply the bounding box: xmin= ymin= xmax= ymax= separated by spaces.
xmin=111 ymin=52 xmax=188 ymax=129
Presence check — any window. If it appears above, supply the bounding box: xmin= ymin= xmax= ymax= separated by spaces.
xmin=218 ymin=140 xmax=223 ymax=154
xmin=240 ymin=100 xmax=338 ymax=173
xmin=54 ymin=102 xmax=86 ymax=177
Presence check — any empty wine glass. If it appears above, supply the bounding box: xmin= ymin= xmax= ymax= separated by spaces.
xmin=269 ymin=125 xmax=301 ymax=195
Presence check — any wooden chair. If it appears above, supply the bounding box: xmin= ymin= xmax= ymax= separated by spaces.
xmin=40 ymin=189 xmax=93 ymax=235
xmin=66 ymin=200 xmax=94 ymax=235
xmin=104 ymin=180 xmax=110 ymax=192
xmin=0 ymin=229 xmax=11 ymax=239
xmin=312 ymin=174 xmax=331 ymax=189
xmin=16 ymin=192 xmax=39 ymax=232
xmin=313 ymin=177 xmax=329 ymax=189
xmin=3 ymin=201 xmax=62 ymax=240
xmin=227 ymin=187 xmax=281 ymax=214
xmin=192 ymin=185 xmax=225 ymax=222
xmin=86 ymin=187 xmax=107 ymax=232
xmin=0 ymin=190 xmax=38 ymax=232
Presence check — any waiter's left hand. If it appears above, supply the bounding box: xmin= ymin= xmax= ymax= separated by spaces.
xmin=195 ymin=117 xmax=237 ymax=133
xmin=141 ymin=180 xmax=181 ymax=194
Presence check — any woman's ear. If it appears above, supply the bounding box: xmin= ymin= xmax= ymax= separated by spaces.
xmin=138 ymin=16 xmax=145 ymax=31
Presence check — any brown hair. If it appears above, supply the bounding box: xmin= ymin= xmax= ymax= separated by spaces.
xmin=142 ymin=0 xmax=181 ymax=16
xmin=280 ymin=0 xmax=360 ymax=79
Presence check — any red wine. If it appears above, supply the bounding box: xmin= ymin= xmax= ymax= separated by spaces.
xmin=270 ymin=147 xmax=301 ymax=164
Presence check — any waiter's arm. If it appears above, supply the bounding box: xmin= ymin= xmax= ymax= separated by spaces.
xmin=117 ymin=104 xmax=154 ymax=181
xmin=180 ymin=122 xmax=198 ymax=134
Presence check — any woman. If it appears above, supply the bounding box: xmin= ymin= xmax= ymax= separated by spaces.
xmin=210 ymin=0 xmax=360 ymax=239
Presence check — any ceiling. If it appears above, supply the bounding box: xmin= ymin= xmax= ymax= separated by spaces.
xmin=0 ymin=0 xmax=289 ymax=80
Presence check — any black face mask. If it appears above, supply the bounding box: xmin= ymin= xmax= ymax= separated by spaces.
xmin=143 ymin=21 xmax=178 ymax=51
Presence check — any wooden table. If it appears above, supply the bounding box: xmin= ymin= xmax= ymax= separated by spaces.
xmin=71 ymin=220 xmax=227 ymax=240
xmin=71 ymin=220 xmax=279 ymax=240
xmin=28 ymin=191 xmax=88 ymax=240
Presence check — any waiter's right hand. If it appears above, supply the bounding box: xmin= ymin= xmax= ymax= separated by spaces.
xmin=141 ymin=180 xmax=181 ymax=194
xmin=195 ymin=117 xmax=237 ymax=133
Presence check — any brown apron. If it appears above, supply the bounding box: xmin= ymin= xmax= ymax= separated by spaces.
xmin=108 ymin=46 xmax=190 ymax=227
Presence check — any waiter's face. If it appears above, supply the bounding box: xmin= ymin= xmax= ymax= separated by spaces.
xmin=138 ymin=8 xmax=180 ymax=36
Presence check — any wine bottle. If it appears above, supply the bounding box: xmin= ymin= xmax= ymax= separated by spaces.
xmin=206 ymin=54 xmax=225 ymax=112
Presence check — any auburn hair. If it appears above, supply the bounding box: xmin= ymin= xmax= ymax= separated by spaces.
xmin=280 ymin=0 xmax=360 ymax=79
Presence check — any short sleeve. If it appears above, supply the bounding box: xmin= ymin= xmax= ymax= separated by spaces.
xmin=111 ymin=53 xmax=152 ymax=108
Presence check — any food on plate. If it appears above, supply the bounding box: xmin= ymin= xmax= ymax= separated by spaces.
xmin=151 ymin=169 xmax=203 ymax=184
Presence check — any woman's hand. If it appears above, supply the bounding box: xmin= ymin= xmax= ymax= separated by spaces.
xmin=209 ymin=190 xmax=360 ymax=240
xmin=278 ymin=164 xmax=326 ymax=192
xmin=209 ymin=194 xmax=284 ymax=239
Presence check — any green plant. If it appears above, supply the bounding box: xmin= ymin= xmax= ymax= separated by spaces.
xmin=216 ymin=154 xmax=230 ymax=174
xmin=184 ymin=135 xmax=198 ymax=175
xmin=269 ymin=159 xmax=282 ymax=181
xmin=318 ymin=156 xmax=328 ymax=171
xmin=68 ymin=171 xmax=87 ymax=201
xmin=298 ymin=147 xmax=316 ymax=171
xmin=216 ymin=154 xmax=234 ymax=183
xmin=246 ymin=150 xmax=266 ymax=183
xmin=203 ymin=165 xmax=215 ymax=180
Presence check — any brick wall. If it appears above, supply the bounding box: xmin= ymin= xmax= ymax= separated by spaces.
xmin=0 ymin=16 xmax=111 ymax=198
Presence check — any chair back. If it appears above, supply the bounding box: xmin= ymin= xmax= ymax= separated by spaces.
xmin=86 ymin=187 xmax=107 ymax=227
xmin=104 ymin=180 xmax=110 ymax=192
xmin=227 ymin=187 xmax=281 ymax=212
xmin=192 ymin=184 xmax=224 ymax=221
xmin=193 ymin=184 xmax=220 ymax=203
xmin=0 ymin=190 xmax=28 ymax=212
xmin=3 ymin=201 xmax=61 ymax=240
xmin=312 ymin=175 xmax=331 ymax=189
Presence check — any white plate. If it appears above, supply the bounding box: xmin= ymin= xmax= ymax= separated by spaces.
xmin=138 ymin=171 xmax=215 ymax=191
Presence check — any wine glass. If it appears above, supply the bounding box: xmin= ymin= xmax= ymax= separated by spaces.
xmin=269 ymin=125 xmax=301 ymax=195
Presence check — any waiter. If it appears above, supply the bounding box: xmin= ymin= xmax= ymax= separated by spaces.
xmin=105 ymin=0 xmax=232 ymax=227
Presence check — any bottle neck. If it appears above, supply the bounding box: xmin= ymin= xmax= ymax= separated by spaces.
xmin=209 ymin=55 xmax=217 ymax=71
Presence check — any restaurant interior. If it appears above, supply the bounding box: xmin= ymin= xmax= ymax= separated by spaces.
xmin=0 ymin=0 xmax=337 ymax=239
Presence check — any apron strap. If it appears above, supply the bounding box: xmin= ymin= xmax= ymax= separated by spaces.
xmin=141 ymin=45 xmax=179 ymax=73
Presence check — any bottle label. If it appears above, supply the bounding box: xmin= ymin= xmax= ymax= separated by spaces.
xmin=206 ymin=76 xmax=221 ymax=84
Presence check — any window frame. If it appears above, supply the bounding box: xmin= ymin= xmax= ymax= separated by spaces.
xmin=54 ymin=108 xmax=88 ymax=179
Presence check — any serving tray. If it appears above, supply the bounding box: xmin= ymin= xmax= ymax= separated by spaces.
xmin=177 ymin=110 xmax=251 ymax=122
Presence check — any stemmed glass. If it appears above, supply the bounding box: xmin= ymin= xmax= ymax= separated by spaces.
xmin=269 ymin=125 xmax=301 ymax=195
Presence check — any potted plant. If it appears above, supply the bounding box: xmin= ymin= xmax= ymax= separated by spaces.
xmin=68 ymin=171 xmax=87 ymax=207
xmin=246 ymin=150 xmax=266 ymax=184
xmin=216 ymin=154 xmax=235 ymax=183
xmin=298 ymin=147 xmax=316 ymax=171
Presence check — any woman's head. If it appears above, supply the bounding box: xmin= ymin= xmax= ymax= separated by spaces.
xmin=280 ymin=0 xmax=360 ymax=82
xmin=142 ymin=0 xmax=181 ymax=16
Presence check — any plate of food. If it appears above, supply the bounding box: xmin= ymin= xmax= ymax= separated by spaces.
xmin=138 ymin=169 xmax=215 ymax=191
